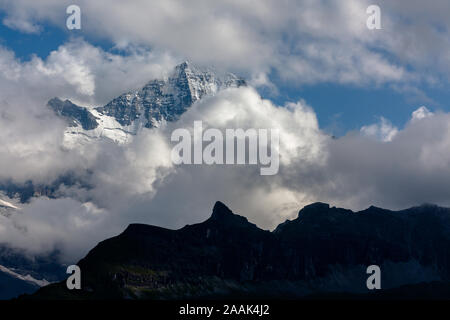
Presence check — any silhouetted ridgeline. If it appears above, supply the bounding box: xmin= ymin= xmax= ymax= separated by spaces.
xmin=27 ymin=201 xmax=450 ymax=300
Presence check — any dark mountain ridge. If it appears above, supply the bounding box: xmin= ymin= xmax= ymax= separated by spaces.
xmin=28 ymin=201 xmax=450 ymax=299
xmin=47 ymin=97 xmax=99 ymax=130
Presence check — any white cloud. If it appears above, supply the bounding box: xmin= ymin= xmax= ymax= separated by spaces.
xmin=361 ymin=117 xmax=399 ymax=142
xmin=2 ymin=0 xmax=450 ymax=88
xmin=1 ymin=79 xmax=450 ymax=263
xmin=0 ymin=39 xmax=177 ymax=185
xmin=0 ymin=197 xmax=115 ymax=262
xmin=412 ymin=106 xmax=433 ymax=121
xmin=0 ymin=85 xmax=326 ymax=262
xmin=2 ymin=16 xmax=41 ymax=33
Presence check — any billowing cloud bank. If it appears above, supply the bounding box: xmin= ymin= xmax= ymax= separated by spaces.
xmin=0 ymin=44 xmax=449 ymax=263
xmin=2 ymin=0 xmax=450 ymax=92
xmin=0 ymin=0 xmax=450 ymax=263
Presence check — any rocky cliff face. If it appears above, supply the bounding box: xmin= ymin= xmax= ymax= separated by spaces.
xmin=49 ymin=62 xmax=246 ymax=145
xmin=96 ymin=61 xmax=245 ymax=128
xmin=30 ymin=202 xmax=450 ymax=300
xmin=47 ymin=98 xmax=98 ymax=130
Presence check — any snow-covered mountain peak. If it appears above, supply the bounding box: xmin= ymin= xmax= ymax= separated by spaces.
xmin=54 ymin=62 xmax=245 ymax=146
xmin=96 ymin=61 xmax=246 ymax=127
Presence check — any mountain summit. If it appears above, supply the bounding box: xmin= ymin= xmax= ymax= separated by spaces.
xmin=96 ymin=61 xmax=245 ymax=128
xmin=49 ymin=62 xmax=246 ymax=145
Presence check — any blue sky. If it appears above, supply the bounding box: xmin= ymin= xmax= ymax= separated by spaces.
xmin=1 ymin=2 xmax=449 ymax=136
xmin=277 ymin=82 xmax=450 ymax=136
xmin=0 ymin=13 xmax=67 ymax=60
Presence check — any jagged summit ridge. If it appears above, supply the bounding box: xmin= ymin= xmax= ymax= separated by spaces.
xmin=95 ymin=61 xmax=246 ymax=128
xmin=207 ymin=201 xmax=257 ymax=229
xmin=211 ymin=201 xmax=234 ymax=219
xmin=49 ymin=62 xmax=246 ymax=146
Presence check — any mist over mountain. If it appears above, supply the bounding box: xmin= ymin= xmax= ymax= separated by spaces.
xmin=2 ymin=61 xmax=450 ymax=301
xmin=30 ymin=201 xmax=450 ymax=300
xmin=0 ymin=61 xmax=247 ymax=203
xmin=1 ymin=0 xmax=450 ymax=307
xmin=0 ymin=62 xmax=248 ymax=299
